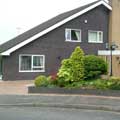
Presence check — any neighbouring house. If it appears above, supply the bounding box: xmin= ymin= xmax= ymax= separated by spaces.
xmin=0 ymin=0 xmax=112 ymax=80
xmin=99 ymin=0 xmax=120 ymax=77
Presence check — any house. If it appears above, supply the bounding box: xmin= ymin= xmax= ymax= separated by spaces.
xmin=0 ymin=0 xmax=112 ymax=80
xmin=98 ymin=0 xmax=120 ymax=76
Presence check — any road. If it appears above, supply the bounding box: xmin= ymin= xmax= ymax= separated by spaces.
xmin=0 ymin=107 xmax=120 ymax=120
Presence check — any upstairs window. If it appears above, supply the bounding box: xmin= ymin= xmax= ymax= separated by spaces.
xmin=88 ymin=30 xmax=103 ymax=43
xmin=65 ymin=29 xmax=81 ymax=42
xmin=19 ymin=55 xmax=45 ymax=72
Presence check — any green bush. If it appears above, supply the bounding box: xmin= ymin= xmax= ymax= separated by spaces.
xmin=91 ymin=79 xmax=108 ymax=90
xmin=84 ymin=55 xmax=107 ymax=80
xmin=57 ymin=46 xmax=85 ymax=86
xmin=108 ymin=78 xmax=120 ymax=90
xmin=70 ymin=46 xmax=85 ymax=81
xmin=82 ymin=78 xmax=120 ymax=90
xmin=57 ymin=59 xmax=73 ymax=86
xmin=34 ymin=75 xmax=49 ymax=87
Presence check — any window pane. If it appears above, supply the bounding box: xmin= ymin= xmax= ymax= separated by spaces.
xmin=98 ymin=32 xmax=103 ymax=41
xmin=40 ymin=57 xmax=44 ymax=66
xmin=33 ymin=56 xmax=43 ymax=67
xmin=33 ymin=56 xmax=40 ymax=67
xmin=65 ymin=29 xmax=71 ymax=40
xmin=89 ymin=31 xmax=97 ymax=42
xmin=21 ymin=56 xmax=31 ymax=70
xmin=71 ymin=30 xmax=80 ymax=40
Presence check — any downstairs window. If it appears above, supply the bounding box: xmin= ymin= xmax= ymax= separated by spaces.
xmin=19 ymin=55 xmax=45 ymax=72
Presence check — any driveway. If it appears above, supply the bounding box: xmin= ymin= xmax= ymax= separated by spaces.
xmin=0 ymin=80 xmax=33 ymax=94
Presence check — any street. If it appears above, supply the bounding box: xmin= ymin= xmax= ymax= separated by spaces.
xmin=0 ymin=107 xmax=120 ymax=120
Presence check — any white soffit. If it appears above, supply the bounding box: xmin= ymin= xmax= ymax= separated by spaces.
xmin=1 ymin=1 xmax=112 ymax=56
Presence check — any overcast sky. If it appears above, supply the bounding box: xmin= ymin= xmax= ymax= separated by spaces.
xmin=0 ymin=0 xmax=108 ymax=44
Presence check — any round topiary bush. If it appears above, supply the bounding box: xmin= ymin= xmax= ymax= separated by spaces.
xmin=34 ymin=75 xmax=48 ymax=87
xmin=84 ymin=55 xmax=108 ymax=80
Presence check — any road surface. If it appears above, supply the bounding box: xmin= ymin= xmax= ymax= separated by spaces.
xmin=0 ymin=106 xmax=120 ymax=120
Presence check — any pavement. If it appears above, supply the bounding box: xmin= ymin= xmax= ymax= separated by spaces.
xmin=0 ymin=80 xmax=33 ymax=94
xmin=0 ymin=80 xmax=120 ymax=112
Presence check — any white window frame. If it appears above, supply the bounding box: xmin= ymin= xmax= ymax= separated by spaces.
xmin=88 ymin=30 xmax=103 ymax=43
xmin=65 ymin=28 xmax=81 ymax=42
xmin=19 ymin=54 xmax=45 ymax=72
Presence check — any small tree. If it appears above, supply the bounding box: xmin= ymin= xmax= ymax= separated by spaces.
xmin=57 ymin=59 xmax=73 ymax=86
xmin=70 ymin=46 xmax=85 ymax=81
xmin=57 ymin=46 xmax=85 ymax=85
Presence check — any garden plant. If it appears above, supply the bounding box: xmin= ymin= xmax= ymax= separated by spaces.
xmin=34 ymin=46 xmax=120 ymax=90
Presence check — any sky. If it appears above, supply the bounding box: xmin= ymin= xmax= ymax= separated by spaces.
xmin=0 ymin=0 xmax=108 ymax=45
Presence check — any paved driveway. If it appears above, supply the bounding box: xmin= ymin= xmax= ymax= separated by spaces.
xmin=0 ymin=80 xmax=33 ymax=94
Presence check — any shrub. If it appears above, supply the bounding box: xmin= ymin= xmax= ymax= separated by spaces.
xmin=34 ymin=75 xmax=49 ymax=87
xmin=57 ymin=59 xmax=73 ymax=86
xmin=70 ymin=46 xmax=85 ymax=81
xmin=108 ymin=78 xmax=120 ymax=90
xmin=57 ymin=46 xmax=85 ymax=86
xmin=84 ymin=55 xmax=107 ymax=80
xmin=48 ymin=73 xmax=58 ymax=85
xmin=92 ymin=79 xmax=108 ymax=90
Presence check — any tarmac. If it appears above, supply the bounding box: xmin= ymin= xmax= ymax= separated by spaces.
xmin=0 ymin=94 xmax=120 ymax=112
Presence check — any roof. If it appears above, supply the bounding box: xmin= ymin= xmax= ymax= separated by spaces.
xmin=0 ymin=0 xmax=112 ymax=56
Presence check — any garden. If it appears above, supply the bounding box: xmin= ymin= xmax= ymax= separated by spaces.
xmin=30 ymin=46 xmax=120 ymax=93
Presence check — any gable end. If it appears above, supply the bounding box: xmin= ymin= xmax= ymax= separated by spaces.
xmin=1 ymin=0 xmax=112 ymax=56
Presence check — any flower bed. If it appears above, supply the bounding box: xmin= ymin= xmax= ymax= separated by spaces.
xmin=28 ymin=85 xmax=120 ymax=97
xmin=29 ymin=47 xmax=120 ymax=96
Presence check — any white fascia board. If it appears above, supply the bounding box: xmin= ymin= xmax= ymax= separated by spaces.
xmin=1 ymin=1 xmax=112 ymax=56
xmin=103 ymin=0 xmax=109 ymax=4
xmin=98 ymin=50 xmax=120 ymax=55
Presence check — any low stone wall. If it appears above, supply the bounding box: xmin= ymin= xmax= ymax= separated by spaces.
xmin=28 ymin=86 xmax=120 ymax=97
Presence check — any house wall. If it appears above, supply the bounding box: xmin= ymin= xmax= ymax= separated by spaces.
xmin=2 ymin=6 xmax=109 ymax=80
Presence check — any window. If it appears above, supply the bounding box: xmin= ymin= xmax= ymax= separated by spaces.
xmin=65 ymin=29 xmax=81 ymax=42
xmin=88 ymin=30 xmax=103 ymax=43
xmin=19 ymin=55 xmax=45 ymax=72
